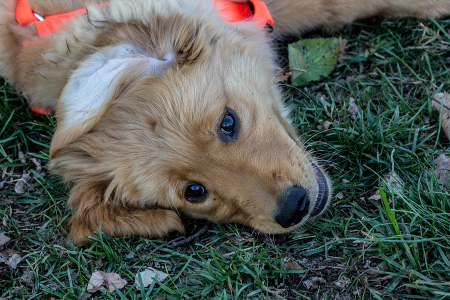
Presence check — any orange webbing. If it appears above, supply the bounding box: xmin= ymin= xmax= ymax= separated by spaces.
xmin=30 ymin=106 xmax=54 ymax=115
xmin=17 ymin=0 xmax=272 ymax=114
xmin=16 ymin=0 xmax=87 ymax=36
xmin=214 ymin=0 xmax=273 ymax=28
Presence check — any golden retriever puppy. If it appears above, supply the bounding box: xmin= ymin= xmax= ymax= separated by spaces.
xmin=0 ymin=0 xmax=448 ymax=245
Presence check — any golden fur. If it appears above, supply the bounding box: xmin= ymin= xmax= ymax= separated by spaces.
xmin=0 ymin=0 xmax=449 ymax=245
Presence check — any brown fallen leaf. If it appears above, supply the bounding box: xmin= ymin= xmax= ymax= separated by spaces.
xmin=432 ymin=93 xmax=450 ymax=140
xmin=0 ymin=235 xmax=11 ymax=251
xmin=87 ymin=271 xmax=127 ymax=293
xmin=283 ymin=258 xmax=303 ymax=271
xmin=1 ymin=249 xmax=21 ymax=256
xmin=338 ymin=38 xmax=348 ymax=63
xmin=277 ymin=70 xmax=292 ymax=82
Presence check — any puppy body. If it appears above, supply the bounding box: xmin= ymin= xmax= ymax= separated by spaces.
xmin=0 ymin=0 xmax=449 ymax=245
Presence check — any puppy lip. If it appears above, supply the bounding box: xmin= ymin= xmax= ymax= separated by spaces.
xmin=310 ymin=164 xmax=330 ymax=217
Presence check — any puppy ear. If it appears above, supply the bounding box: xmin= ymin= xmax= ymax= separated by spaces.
xmin=50 ymin=45 xmax=175 ymax=158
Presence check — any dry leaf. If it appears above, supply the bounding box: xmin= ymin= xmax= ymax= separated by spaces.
xmin=347 ymin=97 xmax=359 ymax=119
xmin=433 ymin=154 xmax=450 ymax=187
xmin=365 ymin=268 xmax=381 ymax=275
xmin=21 ymin=269 xmax=35 ymax=287
xmin=432 ymin=93 xmax=450 ymax=140
xmin=353 ymin=240 xmax=373 ymax=248
xmin=369 ymin=171 xmax=403 ymax=202
xmin=5 ymin=254 xmax=21 ymax=269
xmin=335 ymin=276 xmax=351 ymax=289
xmin=363 ymin=260 xmax=372 ymax=269
xmin=31 ymin=157 xmax=42 ymax=172
xmin=303 ymin=280 xmax=318 ymax=290
xmin=87 ymin=271 xmax=127 ymax=293
xmin=14 ymin=179 xmax=26 ymax=194
xmin=1 ymin=249 xmax=21 ymax=256
xmin=94 ymin=259 xmax=103 ymax=268
xmin=384 ymin=171 xmax=404 ymax=194
xmin=135 ymin=267 xmax=168 ymax=289
xmin=338 ymin=38 xmax=348 ymax=63
xmin=311 ymin=276 xmax=326 ymax=284
xmin=18 ymin=151 xmax=26 ymax=164
xmin=283 ymin=258 xmax=303 ymax=271
xmin=368 ymin=190 xmax=381 ymax=201
xmin=0 ymin=235 xmax=11 ymax=251
xmin=87 ymin=272 xmax=104 ymax=293
xmin=317 ymin=120 xmax=332 ymax=131
xmin=303 ymin=277 xmax=325 ymax=290
xmin=277 ymin=70 xmax=292 ymax=82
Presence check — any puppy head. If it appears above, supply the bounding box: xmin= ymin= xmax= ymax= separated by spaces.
xmin=50 ymin=2 xmax=332 ymax=238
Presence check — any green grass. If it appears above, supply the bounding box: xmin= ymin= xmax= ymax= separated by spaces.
xmin=1 ymin=18 xmax=450 ymax=299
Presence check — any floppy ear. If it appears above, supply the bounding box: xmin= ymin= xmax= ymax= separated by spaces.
xmin=65 ymin=181 xmax=185 ymax=246
xmin=50 ymin=44 xmax=175 ymax=158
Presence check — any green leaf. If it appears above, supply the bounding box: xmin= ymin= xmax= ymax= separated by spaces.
xmin=288 ymin=38 xmax=341 ymax=86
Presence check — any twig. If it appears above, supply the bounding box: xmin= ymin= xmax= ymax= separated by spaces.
xmin=171 ymin=223 xmax=210 ymax=247
xmin=140 ymin=236 xmax=184 ymax=254
xmin=426 ymin=94 xmax=450 ymax=111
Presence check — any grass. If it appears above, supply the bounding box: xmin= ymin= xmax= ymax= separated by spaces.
xmin=1 ymin=17 xmax=450 ymax=299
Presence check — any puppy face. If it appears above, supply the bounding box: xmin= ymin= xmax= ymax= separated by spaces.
xmin=49 ymin=3 xmax=331 ymax=242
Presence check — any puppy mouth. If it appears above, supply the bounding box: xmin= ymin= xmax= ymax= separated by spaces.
xmin=310 ymin=164 xmax=330 ymax=218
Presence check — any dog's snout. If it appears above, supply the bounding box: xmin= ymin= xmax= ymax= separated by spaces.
xmin=274 ymin=186 xmax=310 ymax=228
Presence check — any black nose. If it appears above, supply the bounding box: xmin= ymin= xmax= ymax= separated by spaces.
xmin=274 ymin=186 xmax=310 ymax=228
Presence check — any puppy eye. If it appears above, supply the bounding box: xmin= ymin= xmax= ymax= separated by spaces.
xmin=217 ymin=109 xmax=239 ymax=144
xmin=184 ymin=183 xmax=208 ymax=203
xmin=221 ymin=112 xmax=235 ymax=135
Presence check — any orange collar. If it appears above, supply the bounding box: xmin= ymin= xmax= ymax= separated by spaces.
xmin=16 ymin=0 xmax=87 ymax=36
xmin=16 ymin=0 xmax=273 ymax=37
xmin=215 ymin=0 xmax=273 ymax=30
xmin=16 ymin=0 xmax=273 ymax=114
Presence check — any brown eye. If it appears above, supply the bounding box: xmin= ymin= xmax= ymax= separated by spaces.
xmin=184 ymin=183 xmax=207 ymax=203
xmin=217 ymin=108 xmax=239 ymax=144
xmin=221 ymin=112 xmax=235 ymax=135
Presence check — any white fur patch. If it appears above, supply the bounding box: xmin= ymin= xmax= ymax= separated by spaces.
xmin=59 ymin=44 xmax=174 ymax=127
xmin=280 ymin=102 xmax=293 ymax=125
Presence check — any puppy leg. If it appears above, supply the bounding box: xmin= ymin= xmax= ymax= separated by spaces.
xmin=266 ymin=0 xmax=450 ymax=35
xmin=67 ymin=187 xmax=184 ymax=245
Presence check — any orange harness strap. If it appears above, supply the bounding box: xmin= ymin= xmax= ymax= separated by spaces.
xmin=16 ymin=0 xmax=273 ymax=114
xmin=16 ymin=0 xmax=86 ymax=36
xmin=215 ymin=0 xmax=273 ymax=28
